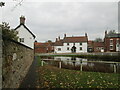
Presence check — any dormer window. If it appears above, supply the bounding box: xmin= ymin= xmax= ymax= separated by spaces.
xmin=19 ymin=38 xmax=24 ymax=42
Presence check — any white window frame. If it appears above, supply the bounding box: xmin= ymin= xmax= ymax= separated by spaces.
xmin=110 ymin=45 xmax=113 ymax=50
xmin=19 ymin=38 xmax=24 ymax=42
xmin=80 ymin=42 xmax=82 ymax=45
xmin=67 ymin=47 xmax=69 ymax=50
xmin=58 ymin=48 xmax=61 ymax=51
xmin=67 ymin=43 xmax=69 ymax=46
xmin=80 ymin=47 xmax=82 ymax=50
xmin=110 ymin=39 xmax=113 ymax=45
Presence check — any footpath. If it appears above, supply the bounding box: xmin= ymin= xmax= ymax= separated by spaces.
xmin=18 ymin=56 xmax=38 ymax=89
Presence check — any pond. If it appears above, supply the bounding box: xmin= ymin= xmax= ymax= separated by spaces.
xmin=41 ymin=56 xmax=120 ymax=73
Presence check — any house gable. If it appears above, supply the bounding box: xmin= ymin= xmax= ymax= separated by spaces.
xmin=15 ymin=24 xmax=35 ymax=38
xmin=14 ymin=16 xmax=35 ymax=49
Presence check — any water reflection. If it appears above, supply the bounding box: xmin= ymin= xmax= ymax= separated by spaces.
xmin=41 ymin=56 xmax=120 ymax=73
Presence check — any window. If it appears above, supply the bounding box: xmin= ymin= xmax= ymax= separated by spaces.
xmin=67 ymin=47 xmax=69 ymax=50
xmin=110 ymin=46 xmax=113 ymax=50
xmin=80 ymin=43 xmax=82 ymax=45
xmin=67 ymin=43 xmax=69 ymax=45
xmin=116 ymin=38 xmax=119 ymax=44
xmin=19 ymin=38 xmax=24 ymax=42
xmin=110 ymin=39 xmax=113 ymax=45
xmin=80 ymin=47 xmax=82 ymax=50
xmin=58 ymin=48 xmax=61 ymax=51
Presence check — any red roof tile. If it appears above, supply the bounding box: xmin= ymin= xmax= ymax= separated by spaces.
xmin=63 ymin=36 xmax=88 ymax=43
xmin=54 ymin=40 xmax=63 ymax=46
xmin=54 ymin=36 xmax=88 ymax=46
xmin=93 ymin=42 xmax=104 ymax=47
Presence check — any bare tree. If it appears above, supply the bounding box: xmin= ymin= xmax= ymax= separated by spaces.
xmin=108 ymin=30 xmax=116 ymax=35
xmin=11 ymin=0 xmax=24 ymax=11
xmin=94 ymin=37 xmax=103 ymax=42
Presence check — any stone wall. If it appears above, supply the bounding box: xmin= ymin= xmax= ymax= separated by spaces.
xmin=2 ymin=39 xmax=34 ymax=88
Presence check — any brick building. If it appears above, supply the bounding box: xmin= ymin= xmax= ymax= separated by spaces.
xmin=34 ymin=42 xmax=54 ymax=53
xmin=93 ymin=42 xmax=104 ymax=52
xmin=88 ymin=41 xmax=104 ymax=52
xmin=104 ymin=31 xmax=120 ymax=52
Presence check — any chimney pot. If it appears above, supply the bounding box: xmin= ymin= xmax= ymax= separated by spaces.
xmin=20 ymin=16 xmax=25 ymax=24
xmin=56 ymin=38 xmax=58 ymax=42
xmin=64 ymin=34 xmax=66 ymax=37
xmin=58 ymin=36 xmax=60 ymax=40
xmin=85 ymin=33 xmax=87 ymax=37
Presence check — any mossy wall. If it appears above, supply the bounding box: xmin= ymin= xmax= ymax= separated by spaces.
xmin=2 ymin=39 xmax=34 ymax=88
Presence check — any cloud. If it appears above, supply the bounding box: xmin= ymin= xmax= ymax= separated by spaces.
xmin=2 ymin=1 xmax=118 ymax=42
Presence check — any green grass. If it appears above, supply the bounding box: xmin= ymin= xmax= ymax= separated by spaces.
xmin=37 ymin=65 xmax=120 ymax=88
xmin=36 ymin=56 xmax=47 ymax=66
xmin=35 ymin=56 xmax=120 ymax=88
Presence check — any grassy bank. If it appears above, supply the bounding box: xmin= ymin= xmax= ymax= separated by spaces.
xmin=37 ymin=65 xmax=120 ymax=88
xmin=39 ymin=54 xmax=119 ymax=62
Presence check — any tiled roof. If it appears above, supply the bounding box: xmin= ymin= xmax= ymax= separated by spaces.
xmin=63 ymin=36 xmax=88 ymax=43
xmin=35 ymin=42 xmax=51 ymax=47
xmin=54 ymin=40 xmax=63 ymax=46
xmin=54 ymin=36 xmax=88 ymax=46
xmin=106 ymin=33 xmax=120 ymax=38
xmin=93 ymin=42 xmax=104 ymax=47
xmin=88 ymin=40 xmax=94 ymax=47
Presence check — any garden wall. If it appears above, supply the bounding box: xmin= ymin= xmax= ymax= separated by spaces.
xmin=2 ymin=38 xmax=34 ymax=88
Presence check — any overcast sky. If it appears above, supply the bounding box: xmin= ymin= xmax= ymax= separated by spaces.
xmin=0 ymin=0 xmax=119 ymax=42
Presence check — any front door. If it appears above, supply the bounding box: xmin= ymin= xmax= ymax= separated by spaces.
xmin=71 ymin=46 xmax=76 ymax=53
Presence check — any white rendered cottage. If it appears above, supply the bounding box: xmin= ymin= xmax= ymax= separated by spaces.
xmin=54 ymin=34 xmax=88 ymax=53
xmin=15 ymin=16 xmax=35 ymax=49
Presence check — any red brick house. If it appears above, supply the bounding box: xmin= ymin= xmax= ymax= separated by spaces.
xmin=34 ymin=42 xmax=54 ymax=53
xmin=88 ymin=41 xmax=94 ymax=52
xmin=104 ymin=31 xmax=120 ymax=52
xmin=88 ymin=41 xmax=104 ymax=52
xmin=93 ymin=42 xmax=104 ymax=52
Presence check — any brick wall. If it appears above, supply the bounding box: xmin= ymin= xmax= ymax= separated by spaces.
xmin=104 ymin=37 xmax=120 ymax=52
xmin=2 ymin=39 xmax=34 ymax=88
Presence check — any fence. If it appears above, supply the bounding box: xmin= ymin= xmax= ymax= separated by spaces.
xmin=41 ymin=59 xmax=120 ymax=73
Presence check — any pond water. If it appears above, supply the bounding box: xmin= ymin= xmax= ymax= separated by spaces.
xmin=41 ymin=56 xmax=120 ymax=73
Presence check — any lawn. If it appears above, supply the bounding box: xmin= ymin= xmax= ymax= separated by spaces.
xmin=36 ymin=65 xmax=120 ymax=88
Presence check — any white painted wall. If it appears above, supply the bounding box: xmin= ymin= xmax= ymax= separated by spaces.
xmin=16 ymin=25 xmax=35 ymax=49
xmin=63 ymin=42 xmax=87 ymax=53
xmin=54 ymin=46 xmax=63 ymax=53
xmin=54 ymin=42 xmax=87 ymax=53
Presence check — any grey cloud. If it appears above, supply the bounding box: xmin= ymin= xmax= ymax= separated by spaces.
xmin=2 ymin=2 xmax=118 ymax=42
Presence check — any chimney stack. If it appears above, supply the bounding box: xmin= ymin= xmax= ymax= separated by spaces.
xmin=105 ymin=30 xmax=107 ymax=37
xmin=85 ymin=33 xmax=87 ymax=37
xmin=56 ymin=38 xmax=58 ymax=42
xmin=58 ymin=36 xmax=60 ymax=41
xmin=20 ymin=15 xmax=25 ymax=24
xmin=64 ymin=34 xmax=66 ymax=38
